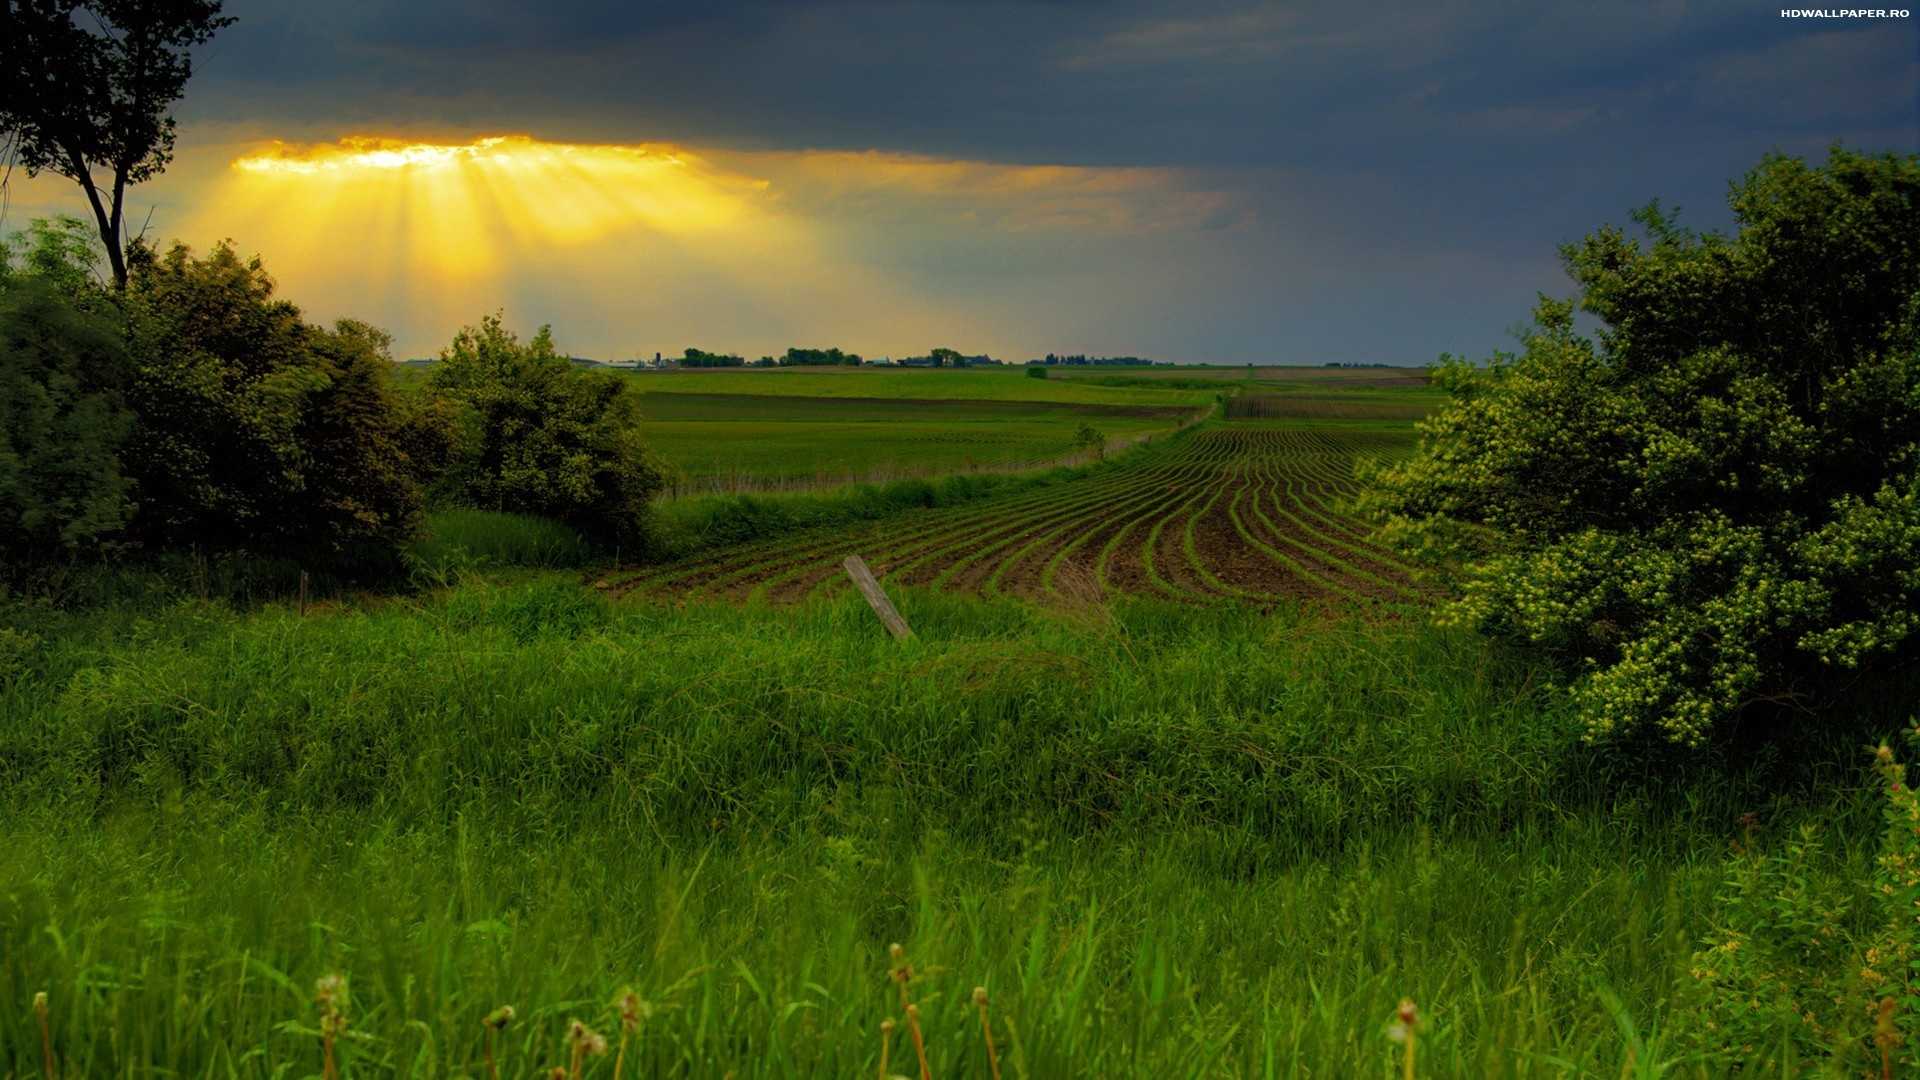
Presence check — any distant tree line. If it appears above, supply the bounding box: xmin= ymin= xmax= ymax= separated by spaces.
xmin=783 ymin=346 xmax=862 ymax=366
xmin=892 ymin=347 xmax=995 ymax=367
xmin=1032 ymin=354 xmax=1166 ymax=367
xmin=638 ymin=345 xmax=1024 ymax=368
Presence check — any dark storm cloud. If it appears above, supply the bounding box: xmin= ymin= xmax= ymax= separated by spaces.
xmin=149 ymin=0 xmax=1919 ymax=361
xmin=188 ymin=1 xmax=1913 ymax=161
xmin=186 ymin=0 xmax=1916 ymax=250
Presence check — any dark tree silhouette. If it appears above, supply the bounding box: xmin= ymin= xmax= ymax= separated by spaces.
xmin=1 ymin=0 xmax=234 ymax=288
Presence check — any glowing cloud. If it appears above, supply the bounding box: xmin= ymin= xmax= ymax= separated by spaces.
xmin=146 ymin=132 xmax=1248 ymax=360
xmin=222 ymin=134 xmax=764 ymax=270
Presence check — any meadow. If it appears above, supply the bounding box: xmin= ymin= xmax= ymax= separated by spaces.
xmin=1 ymin=577 xmax=1890 ymax=1077
xmin=2 ymin=366 xmax=1909 ymax=1077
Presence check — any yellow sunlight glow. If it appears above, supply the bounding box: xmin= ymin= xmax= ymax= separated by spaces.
xmin=221 ymin=135 xmax=763 ymax=277
xmin=165 ymin=130 xmax=1230 ymax=359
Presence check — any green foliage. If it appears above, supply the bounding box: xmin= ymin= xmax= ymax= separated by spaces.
xmin=1366 ymin=147 xmax=1920 ymax=744
xmin=1026 ymin=364 xmax=1049 ymax=379
xmin=782 ymin=345 xmax=862 ymax=366
xmin=0 ymin=276 xmax=135 ymax=561
xmin=120 ymin=242 xmax=428 ymax=572
xmin=0 ymin=215 xmax=105 ymax=296
xmin=681 ymin=346 xmax=744 ymax=367
xmin=431 ymin=314 xmax=664 ymax=545
xmin=1074 ymin=421 xmax=1105 ymax=456
xmin=1682 ymin=732 xmax=1920 ymax=1070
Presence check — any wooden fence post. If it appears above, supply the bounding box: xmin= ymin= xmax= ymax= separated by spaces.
xmin=842 ymin=555 xmax=913 ymax=641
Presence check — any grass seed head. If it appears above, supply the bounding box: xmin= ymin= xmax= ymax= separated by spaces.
xmin=33 ymin=991 xmax=47 ymax=1019
xmin=314 ymin=974 xmax=346 ymax=1007
xmin=973 ymin=986 xmax=989 ymax=1006
xmin=881 ymin=1018 xmax=896 ymax=1034
xmin=569 ymin=1019 xmax=608 ymax=1056
xmin=484 ymin=1004 xmax=515 ymax=1030
xmin=617 ymin=990 xmax=647 ymax=1032
xmin=314 ymin=974 xmax=349 ymax=1034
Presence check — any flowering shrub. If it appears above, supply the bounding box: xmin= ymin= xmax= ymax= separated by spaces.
xmin=1364 ymin=148 xmax=1920 ymax=743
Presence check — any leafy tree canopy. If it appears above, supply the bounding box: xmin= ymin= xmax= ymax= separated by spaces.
xmin=0 ymin=0 xmax=234 ymax=287
xmin=1364 ymin=147 xmax=1920 ymax=745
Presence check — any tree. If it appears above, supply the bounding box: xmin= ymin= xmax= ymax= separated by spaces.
xmin=1 ymin=0 xmax=235 ymax=289
xmin=432 ymin=314 xmax=664 ymax=546
xmin=1363 ymin=147 xmax=1920 ymax=745
xmin=121 ymin=241 xmax=428 ymax=571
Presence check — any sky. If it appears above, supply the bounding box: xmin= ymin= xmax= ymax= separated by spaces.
xmin=4 ymin=0 xmax=1917 ymax=363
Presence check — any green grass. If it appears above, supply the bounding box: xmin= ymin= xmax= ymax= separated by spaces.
xmin=408 ymin=509 xmax=597 ymax=571
xmin=0 ymin=577 xmax=1894 ymax=1076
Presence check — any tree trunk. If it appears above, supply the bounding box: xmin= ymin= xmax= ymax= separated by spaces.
xmin=66 ymin=149 xmax=127 ymax=289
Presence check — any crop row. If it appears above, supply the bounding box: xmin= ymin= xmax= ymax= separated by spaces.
xmin=611 ymin=423 xmax=1424 ymax=607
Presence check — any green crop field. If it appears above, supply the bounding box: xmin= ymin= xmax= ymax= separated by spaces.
xmin=636 ymin=392 xmax=1201 ymax=492
xmin=627 ymin=369 xmax=1442 ymax=494
xmin=629 ymin=366 xmax=1221 ymax=407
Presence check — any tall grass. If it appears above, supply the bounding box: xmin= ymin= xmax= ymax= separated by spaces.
xmin=0 ymin=577 xmax=1895 ymax=1074
xmin=408 ymin=509 xmax=598 ymax=572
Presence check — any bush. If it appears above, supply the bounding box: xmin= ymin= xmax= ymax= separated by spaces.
xmin=120 ymin=242 xmax=429 ymax=573
xmin=430 ymin=314 xmax=663 ymax=546
xmin=0 ymin=276 xmax=136 ymax=562
xmin=1026 ymin=364 xmax=1049 ymax=379
xmin=1365 ymin=147 xmax=1920 ymax=745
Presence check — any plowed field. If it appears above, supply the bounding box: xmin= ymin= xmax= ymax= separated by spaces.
xmin=610 ymin=420 xmax=1423 ymax=605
